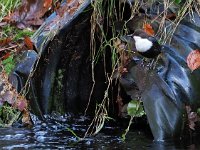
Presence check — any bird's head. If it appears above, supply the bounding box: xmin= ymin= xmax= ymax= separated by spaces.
xmin=120 ymin=29 xmax=161 ymax=58
xmin=120 ymin=29 xmax=153 ymax=52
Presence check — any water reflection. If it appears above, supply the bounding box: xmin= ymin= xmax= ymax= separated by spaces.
xmin=0 ymin=114 xmax=199 ymax=149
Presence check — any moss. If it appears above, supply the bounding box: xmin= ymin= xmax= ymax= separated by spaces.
xmin=0 ymin=103 xmax=20 ymax=127
xmin=51 ymin=69 xmax=66 ymax=114
xmin=1 ymin=25 xmax=34 ymax=41
xmin=2 ymin=54 xmax=15 ymax=75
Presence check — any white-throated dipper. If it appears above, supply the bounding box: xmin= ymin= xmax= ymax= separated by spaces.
xmin=121 ymin=29 xmax=161 ymax=59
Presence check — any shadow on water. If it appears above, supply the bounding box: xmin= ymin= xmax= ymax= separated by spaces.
xmin=0 ymin=114 xmax=199 ymax=150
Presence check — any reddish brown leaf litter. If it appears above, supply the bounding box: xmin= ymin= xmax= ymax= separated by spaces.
xmin=24 ymin=36 xmax=34 ymax=49
xmin=187 ymin=50 xmax=200 ymax=71
xmin=0 ymin=66 xmax=32 ymax=126
xmin=3 ymin=0 xmax=84 ymax=29
xmin=0 ymin=38 xmax=12 ymax=47
xmin=55 ymin=0 xmax=83 ymax=17
xmin=0 ymin=36 xmax=34 ymax=60
xmin=1 ymin=52 xmax=11 ymax=60
xmin=4 ymin=0 xmax=53 ymax=29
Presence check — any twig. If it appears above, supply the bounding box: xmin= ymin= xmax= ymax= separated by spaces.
xmin=0 ymin=45 xmax=18 ymax=52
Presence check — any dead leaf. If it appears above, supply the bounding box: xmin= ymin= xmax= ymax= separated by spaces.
xmin=15 ymin=98 xmax=27 ymax=111
xmin=0 ymin=38 xmax=12 ymax=47
xmin=0 ymin=69 xmax=29 ymax=112
xmin=143 ymin=23 xmax=155 ymax=36
xmin=166 ymin=13 xmax=176 ymax=19
xmin=22 ymin=110 xmax=32 ymax=126
xmin=43 ymin=0 xmax=52 ymax=8
xmin=4 ymin=0 xmax=53 ymax=28
xmin=24 ymin=36 xmax=34 ymax=50
xmin=1 ymin=52 xmax=11 ymax=60
xmin=187 ymin=50 xmax=200 ymax=71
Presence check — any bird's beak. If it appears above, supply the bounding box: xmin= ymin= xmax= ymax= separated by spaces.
xmin=120 ymin=35 xmax=133 ymax=43
xmin=120 ymin=34 xmax=137 ymax=53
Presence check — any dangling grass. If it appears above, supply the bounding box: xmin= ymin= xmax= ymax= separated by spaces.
xmin=84 ymin=0 xmax=138 ymax=137
xmin=84 ymin=0 xmax=199 ymax=139
xmin=153 ymin=0 xmax=198 ymax=44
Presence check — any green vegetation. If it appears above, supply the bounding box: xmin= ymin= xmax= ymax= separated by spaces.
xmin=86 ymin=0 xmax=195 ymax=139
xmin=0 ymin=0 xmax=21 ymax=21
xmin=175 ymin=0 xmax=182 ymax=4
xmin=0 ymin=0 xmax=25 ymax=127
xmin=1 ymin=25 xmax=34 ymax=41
xmin=122 ymin=100 xmax=145 ymax=140
xmin=85 ymin=0 xmax=128 ymax=135
xmin=0 ymin=103 xmax=20 ymax=127
xmin=127 ymin=100 xmax=145 ymax=117
xmin=66 ymin=127 xmax=81 ymax=141
xmin=2 ymin=54 xmax=15 ymax=75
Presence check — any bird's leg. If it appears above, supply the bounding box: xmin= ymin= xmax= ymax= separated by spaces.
xmin=152 ymin=54 xmax=161 ymax=70
xmin=149 ymin=59 xmax=155 ymax=69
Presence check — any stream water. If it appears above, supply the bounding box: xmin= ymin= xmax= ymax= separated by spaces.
xmin=0 ymin=114 xmax=199 ymax=150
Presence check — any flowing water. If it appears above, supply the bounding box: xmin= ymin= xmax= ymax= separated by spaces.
xmin=0 ymin=114 xmax=199 ymax=150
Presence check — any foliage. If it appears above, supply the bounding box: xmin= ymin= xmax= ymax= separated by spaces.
xmin=0 ymin=103 xmax=20 ymax=127
xmin=13 ymin=29 xmax=34 ymax=41
xmin=0 ymin=0 xmax=21 ymax=21
xmin=0 ymin=25 xmax=34 ymax=41
xmin=0 ymin=69 xmax=32 ymax=126
xmin=127 ymin=100 xmax=145 ymax=117
xmin=122 ymin=100 xmax=145 ymax=140
xmin=66 ymin=127 xmax=81 ymax=141
xmin=84 ymin=0 xmax=133 ymax=137
xmin=2 ymin=54 xmax=15 ymax=75
xmin=174 ymin=0 xmax=182 ymax=4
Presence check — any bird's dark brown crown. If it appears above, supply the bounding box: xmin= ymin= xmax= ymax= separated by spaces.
xmin=133 ymin=29 xmax=149 ymax=38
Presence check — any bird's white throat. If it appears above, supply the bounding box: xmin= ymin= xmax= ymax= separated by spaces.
xmin=133 ymin=36 xmax=153 ymax=52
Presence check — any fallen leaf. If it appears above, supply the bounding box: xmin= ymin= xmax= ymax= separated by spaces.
xmin=143 ymin=23 xmax=155 ymax=36
xmin=16 ymin=99 xmax=27 ymax=111
xmin=4 ymin=0 xmax=53 ymax=28
xmin=1 ymin=53 xmax=11 ymax=60
xmin=166 ymin=13 xmax=176 ymax=19
xmin=43 ymin=0 xmax=52 ymax=8
xmin=67 ymin=0 xmax=73 ymax=3
xmin=187 ymin=50 xmax=200 ymax=71
xmin=0 ymin=38 xmax=12 ymax=47
xmin=22 ymin=110 xmax=32 ymax=126
xmin=24 ymin=36 xmax=33 ymax=50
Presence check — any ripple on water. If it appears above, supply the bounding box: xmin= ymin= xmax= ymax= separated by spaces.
xmin=0 ymin=114 xmax=199 ymax=149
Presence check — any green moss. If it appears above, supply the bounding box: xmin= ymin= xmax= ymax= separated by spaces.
xmin=50 ymin=69 xmax=66 ymax=114
xmin=0 ymin=103 xmax=20 ymax=127
xmin=1 ymin=25 xmax=34 ymax=41
xmin=2 ymin=54 xmax=15 ymax=75
xmin=13 ymin=29 xmax=34 ymax=41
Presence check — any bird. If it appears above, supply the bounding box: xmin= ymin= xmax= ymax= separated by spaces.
xmin=120 ymin=29 xmax=161 ymax=69
xmin=120 ymin=29 xmax=161 ymax=59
